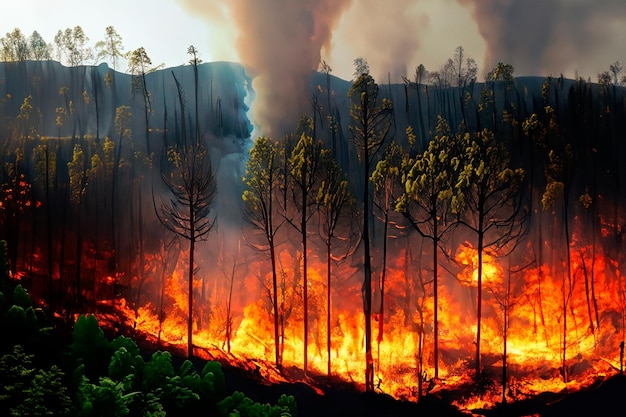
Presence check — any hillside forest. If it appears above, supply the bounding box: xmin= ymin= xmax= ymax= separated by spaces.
xmin=2 ymin=26 xmax=626 ymax=404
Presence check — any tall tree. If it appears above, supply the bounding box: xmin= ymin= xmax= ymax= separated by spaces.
xmin=67 ymin=143 xmax=88 ymax=310
xmin=348 ymin=58 xmax=393 ymax=391
xmin=317 ymin=153 xmax=356 ymax=376
xmin=187 ymin=46 xmax=202 ymax=144
xmin=158 ymin=137 xmax=217 ymax=359
xmin=287 ymin=116 xmax=330 ymax=373
xmin=127 ymin=47 xmax=159 ymax=154
xmin=370 ymin=140 xmax=407 ymax=367
xmin=28 ymin=31 xmax=51 ymax=61
xmin=242 ymin=136 xmax=285 ymax=369
xmin=456 ymin=127 xmax=527 ymax=377
xmin=33 ymin=140 xmax=57 ymax=311
xmin=444 ymin=45 xmax=477 ymax=131
xmin=536 ymin=104 xmax=576 ymax=383
xmin=111 ymin=106 xmax=133 ymax=272
xmin=395 ymin=118 xmax=463 ymax=379
xmin=95 ymin=26 xmax=125 ymax=70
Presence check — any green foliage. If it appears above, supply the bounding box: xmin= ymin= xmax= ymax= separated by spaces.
xmin=242 ymin=136 xmax=283 ymax=226
xmin=455 ymin=128 xmax=525 ymax=217
xmin=348 ymin=72 xmax=393 ymax=165
xmin=141 ymin=350 xmax=175 ymax=392
xmin=111 ymin=335 xmax=141 ymax=359
xmin=396 ymin=117 xmax=462 ymax=222
xmin=95 ymin=26 xmax=125 ymax=70
xmin=542 ymin=181 xmax=564 ymax=212
xmin=218 ymin=391 xmax=297 ymax=417
xmin=68 ymin=143 xmax=87 ymax=204
xmin=0 ymin=273 xmax=295 ymax=417
xmin=202 ymin=360 xmax=227 ymax=399
xmin=77 ymin=376 xmax=130 ymax=417
xmin=108 ymin=346 xmax=144 ymax=389
xmin=71 ymin=314 xmax=113 ymax=381
xmin=12 ymin=283 xmax=32 ymax=308
xmin=12 ymin=365 xmax=72 ymax=417
xmin=0 ymin=345 xmax=35 ymax=414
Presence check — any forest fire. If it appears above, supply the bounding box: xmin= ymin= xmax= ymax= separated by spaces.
xmin=109 ymin=232 xmax=625 ymax=410
xmin=2 ymin=53 xmax=626 ymax=416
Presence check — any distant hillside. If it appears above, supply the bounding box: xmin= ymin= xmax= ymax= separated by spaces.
xmin=0 ymin=60 xmax=253 ymax=153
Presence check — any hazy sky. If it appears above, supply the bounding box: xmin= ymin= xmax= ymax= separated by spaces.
xmin=2 ymin=0 xmax=625 ymax=81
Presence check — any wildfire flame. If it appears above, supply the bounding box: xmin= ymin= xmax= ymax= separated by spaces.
xmin=110 ymin=235 xmax=625 ymax=410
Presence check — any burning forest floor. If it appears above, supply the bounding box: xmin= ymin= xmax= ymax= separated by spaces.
xmin=92 ymin=301 xmax=626 ymax=417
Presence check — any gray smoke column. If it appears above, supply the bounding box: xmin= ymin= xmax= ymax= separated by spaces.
xmin=180 ymin=0 xmax=353 ymax=137
xmin=457 ymin=0 xmax=626 ymax=77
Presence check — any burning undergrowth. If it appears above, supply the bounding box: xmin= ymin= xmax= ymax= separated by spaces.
xmin=104 ymin=220 xmax=625 ymax=412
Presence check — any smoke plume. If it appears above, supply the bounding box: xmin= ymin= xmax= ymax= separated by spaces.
xmin=328 ymin=0 xmax=428 ymax=82
xmin=180 ymin=0 xmax=353 ymax=137
xmin=457 ymin=0 xmax=626 ymax=77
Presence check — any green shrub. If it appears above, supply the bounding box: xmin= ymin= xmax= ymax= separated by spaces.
xmin=71 ymin=314 xmax=113 ymax=381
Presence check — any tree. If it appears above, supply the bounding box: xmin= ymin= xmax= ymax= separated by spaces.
xmin=486 ymin=258 xmax=526 ymax=404
xmin=608 ymin=61 xmax=624 ymax=86
xmin=444 ymin=45 xmax=478 ymax=90
xmin=95 ymin=26 xmax=125 ymax=70
xmin=67 ymin=143 xmax=88 ymax=309
xmin=352 ymin=56 xmax=370 ymax=81
xmin=456 ymin=127 xmax=526 ymax=377
xmin=158 ymin=136 xmax=217 ymax=358
xmin=220 ymin=240 xmax=245 ymax=354
xmin=395 ymin=118 xmax=463 ymax=379
xmin=370 ymin=140 xmax=407 ymax=367
xmin=28 ymin=30 xmax=51 ymax=61
xmin=286 ymin=116 xmax=328 ymax=373
xmin=482 ymin=62 xmax=517 ymax=135
xmin=33 ymin=140 xmax=57 ymax=310
xmin=534 ymin=104 xmax=576 ymax=383
xmin=188 ymin=45 xmax=202 ymax=144
xmin=317 ymin=154 xmax=355 ymax=376
xmin=348 ymin=59 xmax=393 ymax=391
xmin=110 ymin=106 xmax=133 ymax=272
xmin=127 ymin=47 xmax=160 ymax=154
xmin=402 ymin=65 xmax=429 ymax=148
xmin=242 ymin=136 xmax=285 ymax=369
xmin=444 ymin=45 xmax=478 ymax=130
xmin=0 ymin=28 xmax=29 ymax=62
xmin=55 ymin=26 xmax=92 ymax=66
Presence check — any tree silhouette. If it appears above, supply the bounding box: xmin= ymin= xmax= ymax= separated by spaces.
xmin=456 ymin=127 xmax=527 ymax=377
xmin=316 ymin=153 xmax=356 ymax=376
xmin=242 ymin=136 xmax=285 ymax=369
xmin=348 ymin=60 xmax=393 ymax=391
xmin=286 ymin=116 xmax=328 ymax=373
xmin=396 ymin=118 xmax=463 ymax=379
xmin=156 ymin=77 xmax=217 ymax=358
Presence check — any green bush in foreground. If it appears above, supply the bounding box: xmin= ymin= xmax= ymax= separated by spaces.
xmin=0 ymin=245 xmax=297 ymax=417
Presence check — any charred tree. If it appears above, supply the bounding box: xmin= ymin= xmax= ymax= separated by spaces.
xmin=156 ymin=78 xmax=217 ymax=358
xmin=456 ymin=126 xmax=527 ymax=378
xmin=348 ymin=61 xmax=393 ymax=392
